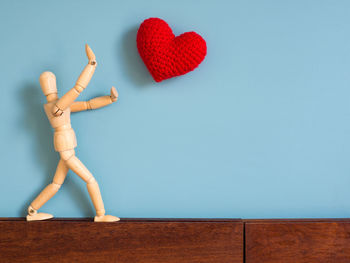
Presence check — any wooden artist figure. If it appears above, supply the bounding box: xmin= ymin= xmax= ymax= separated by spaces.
xmin=26 ymin=44 xmax=119 ymax=222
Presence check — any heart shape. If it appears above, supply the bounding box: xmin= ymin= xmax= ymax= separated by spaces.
xmin=137 ymin=18 xmax=207 ymax=82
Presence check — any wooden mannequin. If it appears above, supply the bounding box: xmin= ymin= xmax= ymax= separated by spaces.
xmin=27 ymin=44 xmax=120 ymax=222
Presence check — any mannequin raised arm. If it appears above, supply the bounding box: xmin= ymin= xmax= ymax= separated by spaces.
xmin=71 ymin=87 xmax=118 ymax=112
xmin=52 ymin=44 xmax=97 ymax=116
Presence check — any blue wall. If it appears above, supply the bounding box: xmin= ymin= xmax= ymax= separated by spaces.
xmin=1 ymin=0 xmax=350 ymax=218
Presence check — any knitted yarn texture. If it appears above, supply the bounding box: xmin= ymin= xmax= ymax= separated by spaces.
xmin=137 ymin=18 xmax=207 ymax=82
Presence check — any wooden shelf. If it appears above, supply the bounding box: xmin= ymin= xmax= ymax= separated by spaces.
xmin=2 ymin=218 xmax=350 ymax=262
xmin=0 ymin=218 xmax=243 ymax=263
xmin=245 ymin=218 xmax=350 ymax=263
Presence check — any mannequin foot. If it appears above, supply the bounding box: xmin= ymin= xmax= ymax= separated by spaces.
xmin=26 ymin=212 xmax=53 ymax=221
xmin=94 ymin=215 xmax=120 ymax=222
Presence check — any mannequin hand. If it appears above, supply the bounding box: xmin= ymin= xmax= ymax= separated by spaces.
xmin=85 ymin=44 xmax=97 ymax=66
xmin=110 ymin=87 xmax=118 ymax=102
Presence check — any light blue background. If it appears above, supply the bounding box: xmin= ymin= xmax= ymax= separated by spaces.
xmin=1 ymin=0 xmax=350 ymax=218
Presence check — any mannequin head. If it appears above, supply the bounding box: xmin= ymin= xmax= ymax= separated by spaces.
xmin=39 ymin=72 xmax=58 ymax=102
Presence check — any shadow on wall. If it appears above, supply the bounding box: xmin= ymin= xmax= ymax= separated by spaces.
xmin=119 ymin=26 xmax=154 ymax=86
xmin=18 ymin=83 xmax=94 ymax=217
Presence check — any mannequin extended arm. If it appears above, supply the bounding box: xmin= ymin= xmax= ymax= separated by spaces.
xmin=71 ymin=87 xmax=118 ymax=112
xmin=52 ymin=44 xmax=97 ymax=116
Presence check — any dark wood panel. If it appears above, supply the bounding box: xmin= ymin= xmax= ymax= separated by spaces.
xmin=0 ymin=218 xmax=243 ymax=263
xmin=245 ymin=219 xmax=350 ymax=263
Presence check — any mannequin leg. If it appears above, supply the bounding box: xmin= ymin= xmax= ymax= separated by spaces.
xmin=60 ymin=149 xmax=119 ymax=222
xmin=27 ymin=159 xmax=68 ymax=221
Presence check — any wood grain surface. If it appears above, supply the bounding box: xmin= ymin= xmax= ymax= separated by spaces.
xmin=245 ymin=219 xmax=350 ymax=263
xmin=0 ymin=218 xmax=243 ymax=263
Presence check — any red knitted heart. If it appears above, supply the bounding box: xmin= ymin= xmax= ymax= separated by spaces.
xmin=137 ymin=18 xmax=207 ymax=82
